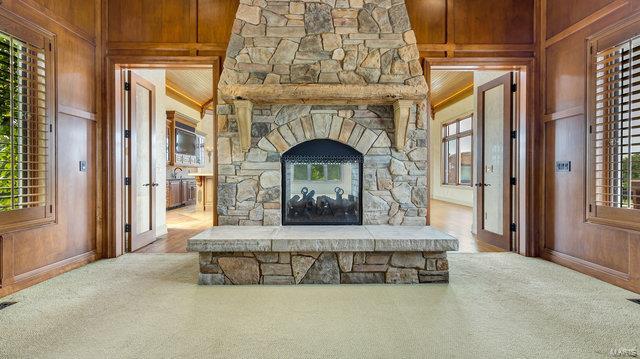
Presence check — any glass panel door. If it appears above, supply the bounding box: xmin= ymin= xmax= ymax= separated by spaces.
xmin=128 ymin=71 xmax=157 ymax=251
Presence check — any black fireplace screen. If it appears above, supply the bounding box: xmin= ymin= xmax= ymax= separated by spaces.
xmin=281 ymin=139 xmax=363 ymax=225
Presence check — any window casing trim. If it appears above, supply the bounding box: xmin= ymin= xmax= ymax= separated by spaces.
xmin=586 ymin=14 xmax=640 ymax=231
xmin=441 ymin=113 xmax=473 ymax=187
xmin=0 ymin=10 xmax=56 ymax=234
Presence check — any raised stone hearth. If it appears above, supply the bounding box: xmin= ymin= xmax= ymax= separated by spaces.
xmin=188 ymin=225 xmax=457 ymax=285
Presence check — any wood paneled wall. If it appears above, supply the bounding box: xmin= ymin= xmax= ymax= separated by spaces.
xmin=105 ymin=0 xmax=534 ymax=58
xmin=539 ymin=0 xmax=640 ymax=293
xmin=0 ymin=0 xmax=100 ymax=297
xmin=407 ymin=0 xmax=534 ymax=58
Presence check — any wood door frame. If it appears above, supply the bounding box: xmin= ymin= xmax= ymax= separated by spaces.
xmin=127 ymin=71 xmax=157 ymax=251
xmin=476 ymin=73 xmax=513 ymax=250
xmin=424 ymin=57 xmax=537 ymax=256
xmin=103 ymin=56 xmax=220 ymax=258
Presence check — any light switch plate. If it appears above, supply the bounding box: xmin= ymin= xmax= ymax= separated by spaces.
xmin=79 ymin=160 xmax=87 ymax=172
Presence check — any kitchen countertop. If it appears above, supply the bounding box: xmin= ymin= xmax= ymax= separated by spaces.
xmin=187 ymin=173 xmax=215 ymax=177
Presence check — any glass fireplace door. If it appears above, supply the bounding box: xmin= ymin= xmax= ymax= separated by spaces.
xmin=281 ymin=139 xmax=363 ymax=225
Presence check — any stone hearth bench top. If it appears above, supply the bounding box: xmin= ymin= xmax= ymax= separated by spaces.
xmin=187 ymin=225 xmax=458 ymax=253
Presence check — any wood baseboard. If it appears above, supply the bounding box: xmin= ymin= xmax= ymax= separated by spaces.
xmin=542 ymin=248 xmax=639 ymax=294
xmin=0 ymin=251 xmax=96 ymax=298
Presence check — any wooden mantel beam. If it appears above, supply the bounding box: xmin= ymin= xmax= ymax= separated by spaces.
xmin=219 ymin=83 xmax=428 ymax=105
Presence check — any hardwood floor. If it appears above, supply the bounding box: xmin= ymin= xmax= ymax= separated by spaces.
xmin=430 ymin=199 xmax=504 ymax=253
xmin=136 ymin=200 xmax=501 ymax=254
xmin=135 ymin=206 xmax=213 ymax=253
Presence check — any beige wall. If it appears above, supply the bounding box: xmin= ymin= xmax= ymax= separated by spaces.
xmin=430 ymin=95 xmax=474 ymax=207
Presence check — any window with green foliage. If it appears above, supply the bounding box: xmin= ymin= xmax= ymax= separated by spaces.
xmin=0 ymin=18 xmax=54 ymax=231
xmin=291 ymin=163 xmax=342 ymax=181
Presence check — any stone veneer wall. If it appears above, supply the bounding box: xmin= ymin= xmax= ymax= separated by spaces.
xmin=198 ymin=251 xmax=449 ymax=285
xmin=216 ymin=0 xmax=428 ymax=226
xmin=217 ymin=104 xmax=428 ymax=226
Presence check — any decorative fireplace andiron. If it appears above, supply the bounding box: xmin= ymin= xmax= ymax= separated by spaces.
xmin=281 ymin=139 xmax=363 ymax=225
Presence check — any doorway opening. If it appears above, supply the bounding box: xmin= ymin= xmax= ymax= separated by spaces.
xmin=114 ymin=64 xmax=216 ymax=254
xmin=426 ymin=61 xmax=532 ymax=254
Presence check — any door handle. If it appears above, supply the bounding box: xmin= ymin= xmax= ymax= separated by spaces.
xmin=484 ymin=183 xmax=491 ymax=187
xmin=142 ymin=183 xmax=150 ymax=187
xmin=152 ymin=183 xmax=159 ymax=187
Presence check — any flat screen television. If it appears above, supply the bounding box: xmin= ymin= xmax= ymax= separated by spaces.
xmin=175 ymin=128 xmax=197 ymax=156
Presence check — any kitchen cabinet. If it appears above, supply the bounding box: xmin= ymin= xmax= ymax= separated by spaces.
xmin=166 ymin=179 xmax=197 ymax=209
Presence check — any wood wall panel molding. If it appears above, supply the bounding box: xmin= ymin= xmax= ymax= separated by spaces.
xmin=540 ymin=1 xmax=640 ymax=293
xmin=13 ymin=0 xmax=96 ymax=45
xmin=543 ymin=106 xmax=583 ymax=123
xmin=58 ymin=105 xmax=97 ymax=122
xmin=544 ymin=0 xmax=629 ymax=48
xmin=0 ymin=1 xmax=99 ymax=298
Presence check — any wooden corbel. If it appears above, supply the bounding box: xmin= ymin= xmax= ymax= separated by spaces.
xmin=393 ymin=100 xmax=412 ymax=151
xmin=234 ymin=100 xmax=253 ymax=152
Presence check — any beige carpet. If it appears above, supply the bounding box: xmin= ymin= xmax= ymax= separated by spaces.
xmin=0 ymin=253 xmax=638 ymax=359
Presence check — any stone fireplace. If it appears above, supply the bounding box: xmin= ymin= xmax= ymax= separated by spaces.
xmin=216 ymin=0 xmax=430 ymax=227
xmin=189 ymin=1 xmax=458 ymax=286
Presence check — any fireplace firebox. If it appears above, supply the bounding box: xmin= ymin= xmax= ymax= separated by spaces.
xmin=281 ymin=139 xmax=363 ymax=225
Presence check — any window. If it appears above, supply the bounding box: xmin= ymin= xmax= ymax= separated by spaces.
xmin=442 ymin=115 xmax=472 ymax=186
xmin=0 ymin=16 xmax=54 ymax=231
xmin=587 ymin=17 xmax=640 ymax=228
xmin=292 ymin=163 xmax=342 ymax=181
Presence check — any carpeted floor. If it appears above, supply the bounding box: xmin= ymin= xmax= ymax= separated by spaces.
xmin=0 ymin=253 xmax=638 ymax=358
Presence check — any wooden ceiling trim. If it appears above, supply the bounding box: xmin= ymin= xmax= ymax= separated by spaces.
xmin=200 ymin=97 xmax=215 ymax=119
xmin=166 ymin=82 xmax=202 ymax=112
xmin=433 ymin=83 xmax=474 ymax=113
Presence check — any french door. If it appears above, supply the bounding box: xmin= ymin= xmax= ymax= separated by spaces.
xmin=127 ymin=71 xmax=157 ymax=251
xmin=476 ymin=73 xmax=513 ymax=250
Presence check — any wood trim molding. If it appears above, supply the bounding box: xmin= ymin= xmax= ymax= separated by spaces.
xmin=542 ymin=248 xmax=630 ymax=281
xmin=58 ymin=104 xmax=97 ymax=121
xmin=13 ymin=0 xmax=96 ymax=45
xmin=165 ymin=83 xmax=203 ymax=112
xmin=107 ymin=41 xmax=228 ymax=53
xmin=0 ymin=250 xmax=96 ymax=297
xmin=418 ymin=43 xmax=535 ymax=53
xmin=433 ymin=83 xmax=473 ymax=113
xmin=543 ymin=105 xmax=583 ymax=122
xmin=544 ymin=0 xmax=629 ymax=48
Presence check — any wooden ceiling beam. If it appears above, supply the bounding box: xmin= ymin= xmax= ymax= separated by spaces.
xmin=433 ymin=83 xmax=474 ymax=114
xmin=200 ymin=97 xmax=215 ymax=119
xmin=166 ymin=82 xmax=202 ymax=113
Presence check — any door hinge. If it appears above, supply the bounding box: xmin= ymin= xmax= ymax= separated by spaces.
xmin=49 ymin=42 xmax=52 ymax=52
xmin=511 ymin=130 xmax=517 ymax=139
xmin=511 ymin=177 xmax=517 ymax=186
xmin=124 ymin=129 xmax=131 ymax=138
xmin=510 ymin=223 xmax=517 ymax=232
xmin=124 ymin=177 xmax=130 ymax=186
xmin=124 ymin=224 xmax=131 ymax=233
xmin=124 ymin=82 xmax=131 ymax=91
xmin=589 ymin=204 xmax=593 ymax=212
xmin=511 ymin=83 xmax=517 ymax=92
xmin=49 ymin=204 xmax=53 ymax=213
xmin=49 ymin=124 xmax=53 ymax=133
